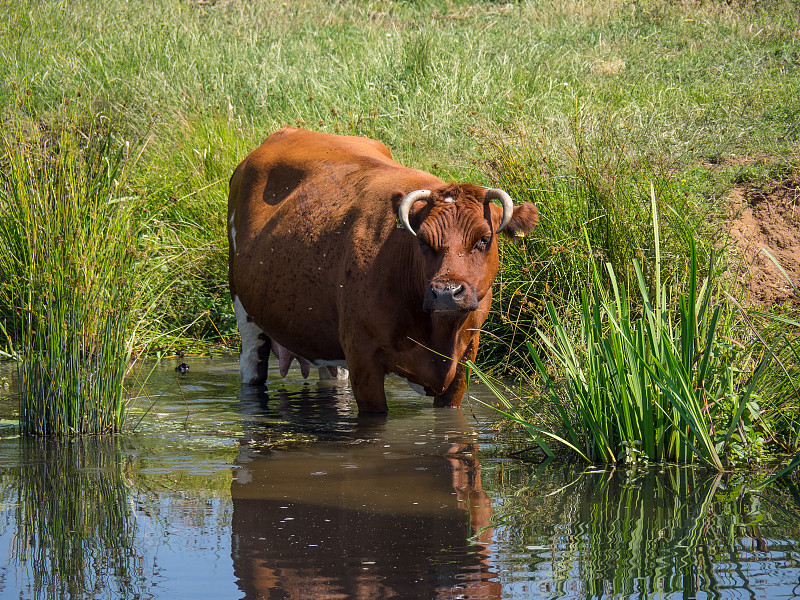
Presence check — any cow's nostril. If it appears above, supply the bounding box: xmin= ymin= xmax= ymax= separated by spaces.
xmin=426 ymin=282 xmax=471 ymax=312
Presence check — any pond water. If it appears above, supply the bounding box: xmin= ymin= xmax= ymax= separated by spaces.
xmin=0 ymin=356 xmax=798 ymax=599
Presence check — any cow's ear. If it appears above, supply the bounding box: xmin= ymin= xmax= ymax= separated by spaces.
xmin=497 ymin=203 xmax=539 ymax=240
xmin=391 ymin=190 xmax=430 ymax=234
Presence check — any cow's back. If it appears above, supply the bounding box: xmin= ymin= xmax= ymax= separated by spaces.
xmin=229 ymin=127 xmax=396 ymax=244
xmin=227 ymin=127 xmax=441 ymax=362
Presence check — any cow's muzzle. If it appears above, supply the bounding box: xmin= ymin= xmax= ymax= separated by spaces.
xmin=425 ymin=281 xmax=478 ymax=314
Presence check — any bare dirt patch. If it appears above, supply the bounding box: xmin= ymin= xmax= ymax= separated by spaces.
xmin=730 ymin=172 xmax=800 ymax=306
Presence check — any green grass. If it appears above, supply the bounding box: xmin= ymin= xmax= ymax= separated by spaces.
xmin=0 ymin=0 xmax=798 ymax=443
xmin=478 ymin=120 xmax=725 ymax=370
xmin=4 ymin=0 xmax=798 ymax=173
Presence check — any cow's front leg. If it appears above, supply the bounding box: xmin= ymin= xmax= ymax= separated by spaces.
xmin=433 ymin=362 xmax=467 ymax=407
xmin=345 ymin=348 xmax=388 ymax=413
xmin=433 ymin=334 xmax=479 ymax=408
xmin=349 ymin=368 xmax=388 ymax=412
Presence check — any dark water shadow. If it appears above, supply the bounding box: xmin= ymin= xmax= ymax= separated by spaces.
xmin=231 ymin=381 xmax=501 ymax=599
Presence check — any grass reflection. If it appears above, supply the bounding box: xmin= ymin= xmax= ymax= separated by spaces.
xmin=488 ymin=464 xmax=800 ymax=598
xmin=2 ymin=437 xmax=145 ymax=600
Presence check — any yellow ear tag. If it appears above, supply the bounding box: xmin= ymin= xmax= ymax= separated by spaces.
xmin=514 ymin=231 xmax=525 ymax=238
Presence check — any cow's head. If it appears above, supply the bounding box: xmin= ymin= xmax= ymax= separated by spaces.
xmin=394 ymin=184 xmax=538 ymax=319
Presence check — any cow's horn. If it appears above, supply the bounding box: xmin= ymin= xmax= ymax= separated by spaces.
xmin=397 ymin=189 xmax=431 ymax=236
xmin=484 ymin=188 xmax=514 ymax=233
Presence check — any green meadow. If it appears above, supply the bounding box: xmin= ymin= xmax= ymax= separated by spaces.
xmin=0 ymin=0 xmax=798 ymax=465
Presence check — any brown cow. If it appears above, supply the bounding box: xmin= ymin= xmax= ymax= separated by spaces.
xmin=228 ymin=127 xmax=538 ymax=412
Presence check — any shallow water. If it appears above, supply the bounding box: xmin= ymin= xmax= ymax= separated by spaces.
xmin=0 ymin=356 xmax=798 ymax=599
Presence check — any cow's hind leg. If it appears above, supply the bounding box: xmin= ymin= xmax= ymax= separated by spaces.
xmin=319 ymin=366 xmax=349 ymax=381
xmin=232 ymin=295 xmax=270 ymax=385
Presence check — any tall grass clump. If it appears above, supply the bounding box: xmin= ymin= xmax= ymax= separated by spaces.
xmin=480 ymin=120 xmax=724 ymax=372
xmin=474 ymin=190 xmax=778 ymax=469
xmin=0 ymin=121 xmax=153 ymax=435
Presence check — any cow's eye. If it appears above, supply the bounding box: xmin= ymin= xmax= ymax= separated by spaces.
xmin=418 ymin=238 xmax=431 ymax=251
xmin=474 ymin=235 xmax=491 ymax=252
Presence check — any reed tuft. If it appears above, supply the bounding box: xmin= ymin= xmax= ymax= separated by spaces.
xmin=0 ymin=123 xmax=150 ymax=435
xmin=473 ymin=189 xmax=777 ymax=469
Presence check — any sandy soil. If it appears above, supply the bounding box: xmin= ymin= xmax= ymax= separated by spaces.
xmin=730 ymin=171 xmax=800 ymax=306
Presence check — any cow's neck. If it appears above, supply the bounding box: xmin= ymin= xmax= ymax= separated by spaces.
xmin=425 ymin=314 xmax=471 ymax=356
xmin=399 ymin=248 xmax=474 ymax=384
xmin=408 ymin=312 xmax=472 ymax=390
xmin=420 ymin=318 xmax=471 ymax=382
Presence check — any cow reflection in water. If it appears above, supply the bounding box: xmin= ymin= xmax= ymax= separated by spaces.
xmin=232 ymin=384 xmax=500 ymax=599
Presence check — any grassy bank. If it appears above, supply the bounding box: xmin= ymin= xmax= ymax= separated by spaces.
xmin=0 ymin=0 xmax=798 ymax=445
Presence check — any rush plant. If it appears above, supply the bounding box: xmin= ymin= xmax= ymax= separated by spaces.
xmin=478 ymin=189 xmax=776 ymax=469
xmin=0 ymin=123 xmax=156 ymax=435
